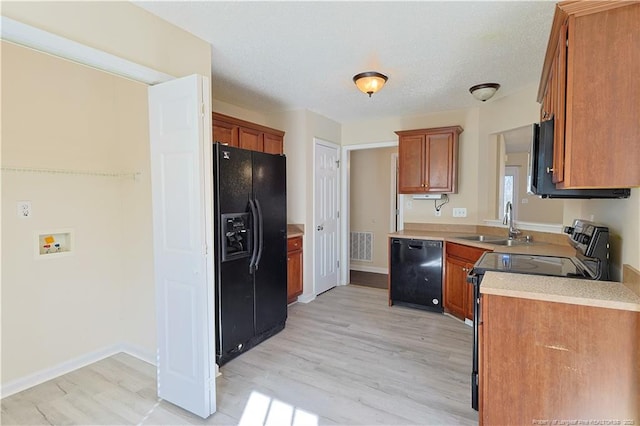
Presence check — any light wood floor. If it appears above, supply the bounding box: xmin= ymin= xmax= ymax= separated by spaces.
xmin=1 ymin=285 xmax=477 ymax=425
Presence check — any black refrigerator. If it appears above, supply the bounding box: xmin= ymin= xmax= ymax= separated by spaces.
xmin=213 ymin=143 xmax=287 ymax=366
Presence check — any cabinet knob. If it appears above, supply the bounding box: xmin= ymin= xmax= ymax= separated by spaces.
xmin=546 ymin=167 xmax=554 ymax=174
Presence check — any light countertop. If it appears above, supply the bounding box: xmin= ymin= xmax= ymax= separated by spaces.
xmin=287 ymin=224 xmax=304 ymax=239
xmin=480 ymin=271 xmax=640 ymax=312
xmin=389 ymin=230 xmax=576 ymax=257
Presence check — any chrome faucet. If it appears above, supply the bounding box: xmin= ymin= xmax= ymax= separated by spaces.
xmin=503 ymin=201 xmax=521 ymax=240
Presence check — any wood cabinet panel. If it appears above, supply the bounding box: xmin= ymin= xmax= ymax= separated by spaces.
xmin=444 ymin=256 xmax=467 ymax=319
xmin=396 ymin=126 xmax=462 ymax=194
xmin=212 ymin=112 xmax=285 ymax=155
xmin=481 ymin=294 xmax=640 ymax=424
xmin=263 ymin=132 xmax=284 ymax=155
xmin=465 ymin=279 xmax=474 ymax=320
xmin=212 ymin=120 xmax=238 ymax=147
xmin=287 ymin=236 xmax=303 ymax=304
xmin=445 ymin=242 xmax=488 ymax=320
xmin=239 ymin=127 xmax=263 ymax=152
xmin=539 ymin=3 xmax=640 ymax=188
xmin=552 ymin=23 xmax=567 ymax=184
xmin=425 ymin=132 xmax=454 ymax=192
xmin=398 ymin=134 xmax=425 ymax=192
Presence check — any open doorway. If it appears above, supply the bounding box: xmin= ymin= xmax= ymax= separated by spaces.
xmin=341 ymin=143 xmax=398 ymax=289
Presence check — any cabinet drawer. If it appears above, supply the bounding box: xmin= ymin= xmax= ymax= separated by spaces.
xmin=287 ymin=236 xmax=302 ymax=252
xmin=446 ymin=242 xmax=486 ymax=262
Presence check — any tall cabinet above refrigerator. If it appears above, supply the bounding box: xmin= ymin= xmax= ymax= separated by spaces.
xmin=213 ymin=144 xmax=287 ymax=366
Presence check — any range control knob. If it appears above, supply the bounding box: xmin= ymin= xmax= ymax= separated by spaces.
xmin=563 ymin=226 xmax=575 ymax=235
xmin=576 ymin=233 xmax=590 ymax=245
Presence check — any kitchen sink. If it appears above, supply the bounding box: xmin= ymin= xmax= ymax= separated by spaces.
xmin=456 ymin=235 xmax=508 ymax=242
xmin=487 ymin=239 xmax=532 ymax=246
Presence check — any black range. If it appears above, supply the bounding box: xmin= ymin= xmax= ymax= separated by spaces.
xmin=466 ymin=219 xmax=611 ymax=411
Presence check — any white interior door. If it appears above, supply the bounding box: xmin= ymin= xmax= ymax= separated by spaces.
xmin=314 ymin=140 xmax=340 ymax=295
xmin=148 ymin=74 xmax=216 ymax=418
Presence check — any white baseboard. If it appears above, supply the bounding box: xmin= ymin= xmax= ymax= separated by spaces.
xmin=1 ymin=342 xmax=157 ymax=399
xmin=296 ymin=293 xmax=316 ymax=304
xmin=119 ymin=343 xmax=156 ymax=366
xmin=350 ymin=265 xmax=389 ymax=274
xmin=1 ymin=344 xmax=121 ymax=398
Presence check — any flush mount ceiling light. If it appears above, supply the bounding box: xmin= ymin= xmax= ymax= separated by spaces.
xmin=469 ymin=83 xmax=501 ymax=102
xmin=353 ymin=71 xmax=388 ymax=97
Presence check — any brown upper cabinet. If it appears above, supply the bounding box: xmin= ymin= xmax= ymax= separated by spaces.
xmin=212 ymin=112 xmax=285 ymax=155
xmin=396 ymin=126 xmax=463 ymax=194
xmin=538 ymin=1 xmax=640 ymax=189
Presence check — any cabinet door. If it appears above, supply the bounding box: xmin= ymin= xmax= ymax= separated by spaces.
xmin=551 ymin=23 xmax=567 ymax=184
xmin=444 ymin=256 xmax=467 ymax=319
xmin=287 ymin=236 xmax=303 ymax=304
xmin=465 ymin=263 xmax=475 ymax=320
xmin=263 ymin=132 xmax=284 ymax=155
xmin=213 ymin=120 xmax=238 ymax=147
xmin=425 ymin=132 xmax=455 ymax=193
xmin=398 ymin=134 xmax=425 ymax=193
xmin=540 ymin=55 xmax=555 ymax=123
xmin=558 ymin=4 xmax=640 ymax=188
xmin=239 ymin=127 xmax=263 ymax=152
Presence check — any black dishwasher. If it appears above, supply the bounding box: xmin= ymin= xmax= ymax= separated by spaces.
xmin=390 ymin=238 xmax=443 ymax=313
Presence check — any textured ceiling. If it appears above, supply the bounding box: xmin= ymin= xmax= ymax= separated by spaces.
xmin=134 ymin=1 xmax=556 ymax=124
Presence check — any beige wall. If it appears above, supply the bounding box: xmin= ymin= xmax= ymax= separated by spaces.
xmin=2 ymin=1 xmax=211 ymax=77
xmin=477 ymin=83 xmax=542 ymax=222
xmin=505 ymin=152 xmax=563 ymax=224
xmin=213 ymin=98 xmax=270 ymax=127
xmin=566 ymin=192 xmax=640 ymax=281
xmin=265 ymin=109 xmax=341 ymax=299
xmin=1 ymin=42 xmax=150 ymax=383
xmin=1 ymin=2 xmax=211 ymax=390
xmin=350 ymin=147 xmax=397 ymax=271
xmin=342 ymin=108 xmax=481 ymax=225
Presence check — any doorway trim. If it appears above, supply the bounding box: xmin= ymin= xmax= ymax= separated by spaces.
xmin=339 ymin=141 xmax=397 ymax=286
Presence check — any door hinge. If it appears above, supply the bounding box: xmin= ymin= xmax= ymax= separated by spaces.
xmin=337 ymin=260 xmax=340 ymax=268
xmin=337 ymin=210 xmax=340 ymax=218
xmin=201 ymin=103 xmax=205 ymax=117
xmin=336 ymin=160 xmax=340 ymax=168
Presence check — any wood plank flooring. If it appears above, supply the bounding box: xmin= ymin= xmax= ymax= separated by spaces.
xmin=1 ymin=285 xmax=477 ymax=425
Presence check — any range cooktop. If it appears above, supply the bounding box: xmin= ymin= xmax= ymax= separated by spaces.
xmin=472 ymin=252 xmax=593 ymax=279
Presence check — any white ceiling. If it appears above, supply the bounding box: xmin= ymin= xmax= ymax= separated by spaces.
xmin=134 ymin=1 xmax=556 ymax=124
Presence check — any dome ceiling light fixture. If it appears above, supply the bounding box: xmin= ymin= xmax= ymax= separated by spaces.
xmin=469 ymin=83 xmax=501 ymax=102
xmin=353 ymin=71 xmax=388 ymax=97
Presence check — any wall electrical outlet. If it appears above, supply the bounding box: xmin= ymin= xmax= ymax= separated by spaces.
xmin=452 ymin=207 xmax=467 ymax=218
xmin=17 ymin=201 xmax=32 ymax=218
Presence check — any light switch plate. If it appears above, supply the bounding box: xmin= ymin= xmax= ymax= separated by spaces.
xmin=452 ymin=207 xmax=467 ymax=218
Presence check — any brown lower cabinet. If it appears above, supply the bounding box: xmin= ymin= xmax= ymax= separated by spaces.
xmin=480 ymin=294 xmax=640 ymax=424
xmin=444 ymin=242 xmax=488 ymax=320
xmin=287 ymin=236 xmax=303 ymax=304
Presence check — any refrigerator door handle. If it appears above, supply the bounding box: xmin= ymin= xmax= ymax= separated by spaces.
xmin=248 ymin=199 xmax=259 ymax=274
xmin=254 ymin=198 xmax=264 ymax=271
